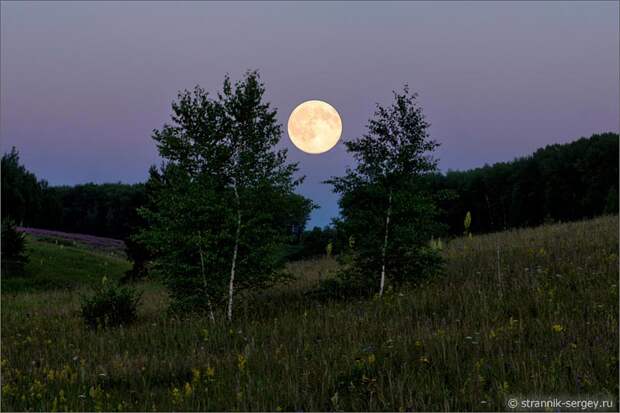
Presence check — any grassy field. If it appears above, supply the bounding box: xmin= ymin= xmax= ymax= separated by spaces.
xmin=1 ymin=216 xmax=618 ymax=411
xmin=2 ymin=235 xmax=130 ymax=293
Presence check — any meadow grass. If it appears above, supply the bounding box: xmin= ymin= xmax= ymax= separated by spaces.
xmin=1 ymin=216 xmax=618 ymax=411
xmin=2 ymin=236 xmax=131 ymax=293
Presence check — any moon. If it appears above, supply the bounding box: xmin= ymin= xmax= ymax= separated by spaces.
xmin=287 ymin=100 xmax=342 ymax=154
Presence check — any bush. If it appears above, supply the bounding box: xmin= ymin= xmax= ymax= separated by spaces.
xmin=310 ymin=244 xmax=443 ymax=301
xmin=80 ymin=277 xmax=142 ymax=329
xmin=121 ymin=236 xmax=150 ymax=283
xmin=1 ymin=218 xmax=29 ymax=276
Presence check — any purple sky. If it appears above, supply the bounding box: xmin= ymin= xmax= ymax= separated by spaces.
xmin=1 ymin=1 xmax=618 ymax=227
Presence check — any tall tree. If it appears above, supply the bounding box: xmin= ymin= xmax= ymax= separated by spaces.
xmin=1 ymin=148 xmax=44 ymax=226
xmin=138 ymin=71 xmax=304 ymax=320
xmin=328 ymin=86 xmax=444 ymax=296
xmin=1 ymin=218 xmax=29 ymax=276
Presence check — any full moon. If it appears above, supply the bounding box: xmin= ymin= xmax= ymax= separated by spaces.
xmin=287 ymin=100 xmax=342 ymax=154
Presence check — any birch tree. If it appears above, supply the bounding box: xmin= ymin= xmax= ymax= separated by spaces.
xmin=138 ymin=71 xmax=305 ymax=318
xmin=327 ymin=85 xmax=443 ymax=296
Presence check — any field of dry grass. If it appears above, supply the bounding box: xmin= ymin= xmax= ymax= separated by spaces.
xmin=1 ymin=215 xmax=618 ymax=411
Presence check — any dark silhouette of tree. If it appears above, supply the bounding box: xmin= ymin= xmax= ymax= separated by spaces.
xmin=1 ymin=218 xmax=29 ymax=276
xmin=327 ymin=86 xmax=444 ymax=296
xmin=1 ymin=148 xmax=45 ymax=226
xmin=137 ymin=71 xmax=306 ymax=320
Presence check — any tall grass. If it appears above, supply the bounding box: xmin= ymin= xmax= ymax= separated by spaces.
xmin=1 ymin=216 xmax=618 ymax=411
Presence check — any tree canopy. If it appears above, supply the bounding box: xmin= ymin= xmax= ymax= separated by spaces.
xmin=137 ymin=71 xmax=311 ymax=319
xmin=326 ymin=86 xmax=444 ymax=296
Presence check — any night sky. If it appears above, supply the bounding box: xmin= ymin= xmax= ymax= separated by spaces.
xmin=1 ymin=2 xmax=618 ymax=227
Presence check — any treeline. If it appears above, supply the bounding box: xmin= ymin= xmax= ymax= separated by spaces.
xmin=2 ymin=133 xmax=617 ymax=250
xmin=2 ymin=148 xmax=313 ymax=246
xmin=293 ymin=132 xmax=618 ymax=257
xmin=434 ymin=132 xmax=618 ymax=235
xmin=2 ymin=149 xmax=146 ymax=239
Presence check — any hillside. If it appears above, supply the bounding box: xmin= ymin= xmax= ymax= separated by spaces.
xmin=1 ymin=216 xmax=618 ymax=411
xmin=2 ymin=231 xmax=130 ymax=293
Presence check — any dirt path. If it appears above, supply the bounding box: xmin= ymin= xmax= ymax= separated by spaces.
xmin=17 ymin=227 xmax=126 ymax=254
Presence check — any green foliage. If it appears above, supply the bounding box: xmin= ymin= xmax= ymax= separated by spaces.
xmin=1 ymin=148 xmax=51 ymax=227
xmin=138 ymin=71 xmax=309 ymax=315
xmin=45 ymin=183 xmax=146 ymax=239
xmin=290 ymin=226 xmax=345 ymax=261
xmin=604 ymin=187 xmax=619 ymax=214
xmin=433 ymin=132 xmax=619 ymax=234
xmin=327 ymin=86 xmax=444 ymax=294
xmin=122 ymin=235 xmax=150 ymax=283
xmin=1 ymin=148 xmax=145 ymax=237
xmin=1 ymin=218 xmax=29 ymax=276
xmin=80 ymin=277 xmax=141 ymax=329
xmin=1 ymin=148 xmax=146 ymax=239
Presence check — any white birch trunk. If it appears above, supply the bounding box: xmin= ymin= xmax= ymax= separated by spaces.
xmin=379 ymin=188 xmax=393 ymax=296
xmin=227 ymin=180 xmax=241 ymax=322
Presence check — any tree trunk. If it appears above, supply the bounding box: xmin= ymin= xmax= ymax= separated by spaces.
xmin=227 ymin=180 xmax=241 ymax=322
xmin=197 ymin=232 xmax=216 ymax=323
xmin=379 ymin=188 xmax=393 ymax=296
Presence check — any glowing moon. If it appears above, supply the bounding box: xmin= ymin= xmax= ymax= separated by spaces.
xmin=287 ymin=100 xmax=342 ymax=154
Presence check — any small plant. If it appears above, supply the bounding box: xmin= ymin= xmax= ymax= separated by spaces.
xmin=429 ymin=237 xmax=443 ymax=251
xmin=80 ymin=277 xmax=142 ymax=329
xmin=1 ymin=218 xmax=29 ymax=276
xmin=464 ymin=211 xmax=472 ymax=237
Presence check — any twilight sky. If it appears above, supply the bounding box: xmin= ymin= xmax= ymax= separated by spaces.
xmin=1 ymin=1 xmax=618 ymax=227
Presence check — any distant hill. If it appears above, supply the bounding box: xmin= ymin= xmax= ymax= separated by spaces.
xmin=2 ymin=230 xmax=130 ymax=293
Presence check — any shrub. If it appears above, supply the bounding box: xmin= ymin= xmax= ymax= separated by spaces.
xmin=1 ymin=218 xmax=29 ymax=276
xmin=121 ymin=236 xmax=150 ymax=283
xmin=80 ymin=277 xmax=142 ymax=329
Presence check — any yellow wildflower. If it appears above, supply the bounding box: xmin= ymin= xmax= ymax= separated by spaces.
xmin=552 ymin=324 xmax=564 ymax=333
xmin=191 ymin=368 xmax=201 ymax=385
xmin=171 ymin=387 xmax=181 ymax=405
xmin=237 ymin=354 xmax=247 ymax=371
